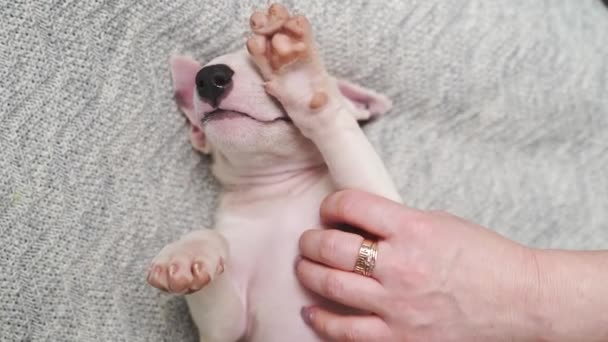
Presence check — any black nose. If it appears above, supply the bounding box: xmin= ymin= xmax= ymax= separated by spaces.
xmin=195 ymin=64 xmax=234 ymax=107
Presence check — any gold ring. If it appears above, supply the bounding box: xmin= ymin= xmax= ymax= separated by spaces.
xmin=353 ymin=239 xmax=378 ymax=277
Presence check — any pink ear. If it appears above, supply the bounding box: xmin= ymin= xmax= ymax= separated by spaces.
xmin=170 ymin=55 xmax=211 ymax=154
xmin=189 ymin=123 xmax=211 ymax=154
xmin=336 ymin=79 xmax=393 ymax=121
xmin=169 ymin=55 xmax=202 ymax=115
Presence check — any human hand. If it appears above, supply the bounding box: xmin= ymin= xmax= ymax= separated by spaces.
xmin=296 ymin=189 xmax=543 ymax=341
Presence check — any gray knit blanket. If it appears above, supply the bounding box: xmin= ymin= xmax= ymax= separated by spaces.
xmin=1 ymin=0 xmax=607 ymax=340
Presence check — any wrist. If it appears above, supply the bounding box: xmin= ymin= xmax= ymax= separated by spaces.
xmin=494 ymin=246 xmax=548 ymax=341
xmin=521 ymin=249 xmax=608 ymax=342
xmin=286 ymin=101 xmax=360 ymax=141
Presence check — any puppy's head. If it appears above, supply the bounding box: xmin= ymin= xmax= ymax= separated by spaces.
xmin=170 ymin=49 xmax=392 ymax=178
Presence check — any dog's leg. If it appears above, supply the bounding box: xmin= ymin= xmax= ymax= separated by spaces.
xmin=246 ymin=4 xmax=402 ymax=203
xmin=147 ymin=229 xmax=245 ymax=342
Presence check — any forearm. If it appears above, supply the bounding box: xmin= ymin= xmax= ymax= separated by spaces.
xmin=299 ymin=106 xmax=402 ymax=203
xmin=532 ymin=249 xmax=608 ymax=341
xmin=314 ymin=126 xmax=401 ymax=203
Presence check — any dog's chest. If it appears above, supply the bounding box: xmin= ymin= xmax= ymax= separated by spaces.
xmin=216 ymin=179 xmax=333 ymax=341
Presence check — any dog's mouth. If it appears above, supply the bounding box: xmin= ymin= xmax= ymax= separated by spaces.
xmin=202 ymin=108 xmax=291 ymax=125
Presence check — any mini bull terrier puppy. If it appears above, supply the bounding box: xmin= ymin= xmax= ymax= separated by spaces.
xmin=148 ymin=4 xmax=402 ymax=341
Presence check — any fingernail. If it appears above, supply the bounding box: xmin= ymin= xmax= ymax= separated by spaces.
xmin=301 ymin=306 xmax=312 ymax=325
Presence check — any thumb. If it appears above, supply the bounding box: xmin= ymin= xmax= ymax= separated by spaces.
xmin=320 ymin=189 xmax=415 ymax=238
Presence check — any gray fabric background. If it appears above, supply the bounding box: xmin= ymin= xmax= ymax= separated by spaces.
xmin=1 ymin=0 xmax=607 ymax=340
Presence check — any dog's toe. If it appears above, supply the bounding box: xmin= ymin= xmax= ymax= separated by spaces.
xmin=284 ymin=15 xmax=310 ymax=39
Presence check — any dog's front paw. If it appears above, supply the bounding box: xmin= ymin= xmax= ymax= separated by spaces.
xmin=246 ymin=4 xmax=344 ymax=131
xmin=147 ymin=230 xmax=227 ymax=294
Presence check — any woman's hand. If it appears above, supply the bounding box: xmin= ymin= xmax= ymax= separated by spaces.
xmin=296 ymin=189 xmax=608 ymax=341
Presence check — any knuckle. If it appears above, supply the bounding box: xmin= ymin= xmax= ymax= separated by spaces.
xmin=408 ymin=212 xmax=436 ymax=239
xmin=341 ymin=325 xmax=365 ymax=342
xmin=313 ymin=314 xmax=330 ymax=335
xmin=322 ymin=272 xmax=344 ymax=300
xmin=326 ymin=190 xmax=357 ymax=218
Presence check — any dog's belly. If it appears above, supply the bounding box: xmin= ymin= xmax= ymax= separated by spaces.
xmin=216 ymin=178 xmax=334 ymax=341
xmin=241 ymin=230 xmax=321 ymax=342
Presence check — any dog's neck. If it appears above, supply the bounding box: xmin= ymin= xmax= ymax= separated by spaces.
xmin=211 ymin=150 xmax=328 ymax=203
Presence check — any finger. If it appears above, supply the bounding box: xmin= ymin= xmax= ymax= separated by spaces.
xmin=296 ymin=258 xmax=385 ymax=313
xmin=299 ymin=228 xmax=364 ymax=272
xmin=301 ymin=306 xmax=391 ymax=342
xmin=321 ymin=189 xmax=418 ymax=238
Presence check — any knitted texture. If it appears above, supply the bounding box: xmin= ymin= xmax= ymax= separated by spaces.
xmin=1 ymin=0 xmax=607 ymax=340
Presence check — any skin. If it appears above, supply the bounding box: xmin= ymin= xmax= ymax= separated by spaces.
xmin=149 ymin=4 xmax=608 ymax=341
xmin=297 ymin=189 xmax=608 ymax=342
xmin=148 ymin=4 xmax=401 ymax=341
